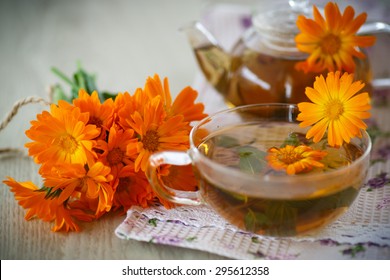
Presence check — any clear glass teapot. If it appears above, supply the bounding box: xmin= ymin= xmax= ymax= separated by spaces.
xmin=183 ymin=0 xmax=390 ymax=106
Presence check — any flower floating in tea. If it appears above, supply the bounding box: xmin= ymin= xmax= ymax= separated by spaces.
xmin=3 ymin=71 xmax=207 ymax=232
xmin=297 ymin=71 xmax=371 ymax=147
xmin=295 ymin=2 xmax=376 ymax=73
xmin=267 ymin=145 xmax=327 ymax=175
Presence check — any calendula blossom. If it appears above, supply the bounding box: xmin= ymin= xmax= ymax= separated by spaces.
xmin=126 ymin=96 xmax=189 ymax=172
xmin=113 ymin=165 xmax=154 ymax=212
xmin=267 ymin=145 xmax=327 ymax=175
xmin=3 ymin=177 xmax=89 ymax=232
xmin=144 ymin=74 xmax=208 ymax=125
xmin=25 ymin=101 xmax=100 ymax=168
xmin=42 ymin=162 xmax=114 ymax=216
xmin=73 ymin=89 xmax=115 ymax=139
xmin=119 ymin=74 xmax=207 ymax=172
xmin=97 ymin=126 xmax=138 ymax=179
xmin=295 ymin=2 xmax=376 ymax=73
xmin=297 ymin=71 xmax=371 ymax=147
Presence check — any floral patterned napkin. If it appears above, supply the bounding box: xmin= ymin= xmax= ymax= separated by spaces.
xmin=116 ymin=2 xmax=390 ymax=259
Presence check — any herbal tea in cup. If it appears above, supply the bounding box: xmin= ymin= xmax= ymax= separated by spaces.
xmin=146 ymin=104 xmax=371 ymax=237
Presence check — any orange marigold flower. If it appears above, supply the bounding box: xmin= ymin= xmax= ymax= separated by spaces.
xmin=3 ymin=177 xmax=84 ymax=232
xmin=97 ymin=126 xmax=138 ymax=178
xmin=113 ymin=165 xmax=154 ymax=212
xmin=73 ymin=89 xmax=115 ymax=139
xmin=115 ymin=89 xmax=150 ymax=129
xmin=297 ymin=71 xmax=371 ymax=147
xmin=267 ymin=145 xmax=327 ymax=175
xmin=123 ymin=96 xmax=189 ymax=172
xmin=117 ymin=75 xmax=207 ymax=172
xmin=295 ymin=2 xmax=376 ymax=73
xmin=25 ymin=101 xmax=100 ymax=168
xmin=144 ymin=74 xmax=208 ymax=124
xmin=42 ymin=162 xmax=114 ymax=216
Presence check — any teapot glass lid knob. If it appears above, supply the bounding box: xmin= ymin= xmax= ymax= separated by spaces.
xmin=248 ymin=0 xmax=312 ymax=56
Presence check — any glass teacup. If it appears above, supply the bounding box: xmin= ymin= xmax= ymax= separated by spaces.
xmin=146 ymin=104 xmax=371 ymax=237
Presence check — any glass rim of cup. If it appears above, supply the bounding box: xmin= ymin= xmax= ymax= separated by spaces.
xmin=189 ymin=103 xmax=372 ymax=185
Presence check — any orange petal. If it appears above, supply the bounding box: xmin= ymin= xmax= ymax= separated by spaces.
xmin=354 ymin=35 xmax=376 ymax=47
xmin=313 ymin=5 xmax=326 ymax=29
xmin=305 ymin=87 xmax=326 ymax=104
xmin=313 ymin=74 xmax=331 ymax=99
xmin=334 ymin=119 xmax=351 ymax=143
xmin=340 ymin=6 xmax=355 ymax=30
xmin=345 ymin=92 xmax=371 ymax=108
xmin=306 ymin=118 xmax=328 ymax=143
xmin=344 ymin=12 xmax=367 ymax=35
xmin=297 ymin=17 xmax=324 ymax=37
xmin=325 ymin=2 xmax=342 ymax=32
xmin=326 ymin=71 xmax=340 ymax=99
xmin=340 ymin=81 xmax=365 ymax=102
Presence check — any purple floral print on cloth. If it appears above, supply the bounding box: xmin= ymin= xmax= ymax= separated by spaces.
xmin=240 ymin=15 xmax=252 ymax=29
xmin=378 ymin=145 xmax=390 ymax=159
xmin=151 ymin=235 xmax=183 ymax=245
xmin=150 ymin=234 xmax=198 ymax=245
xmin=319 ymin=239 xmax=340 ymax=246
xmin=376 ymin=197 xmax=390 ymax=210
xmin=366 ymin=172 xmax=390 ymax=189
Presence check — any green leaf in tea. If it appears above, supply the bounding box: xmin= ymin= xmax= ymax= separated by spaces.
xmin=216 ymin=135 xmax=239 ymax=148
xmin=245 ymin=203 xmax=298 ymax=236
xmin=221 ymin=189 xmax=249 ymax=203
xmin=264 ymin=202 xmax=297 ymax=236
xmin=320 ymin=146 xmax=351 ymax=170
xmin=281 ymin=132 xmax=300 ymax=147
xmin=244 ymin=209 xmax=269 ymax=233
xmin=301 ymin=186 xmax=358 ymax=213
xmin=237 ymin=146 xmax=267 ymax=174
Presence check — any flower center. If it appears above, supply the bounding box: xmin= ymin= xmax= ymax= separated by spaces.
xmin=88 ymin=116 xmax=103 ymax=128
xmin=118 ymin=177 xmax=132 ymax=190
xmin=57 ymin=134 xmax=78 ymax=153
xmin=278 ymin=150 xmax=303 ymax=164
xmin=320 ymin=34 xmax=342 ymax=55
xmin=142 ymin=130 xmax=160 ymax=152
xmin=325 ymin=99 xmax=344 ymax=120
xmin=107 ymin=147 xmax=124 ymax=166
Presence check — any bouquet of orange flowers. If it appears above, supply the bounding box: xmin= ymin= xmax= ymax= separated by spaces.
xmin=3 ymin=68 xmax=207 ymax=232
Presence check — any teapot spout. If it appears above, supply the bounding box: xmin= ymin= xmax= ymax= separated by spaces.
xmin=181 ymin=22 xmax=231 ymax=93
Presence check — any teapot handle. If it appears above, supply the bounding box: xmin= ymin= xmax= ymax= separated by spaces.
xmin=358 ymin=21 xmax=390 ymax=35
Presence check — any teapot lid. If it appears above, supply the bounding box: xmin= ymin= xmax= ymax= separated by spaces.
xmin=248 ymin=0 xmax=312 ymax=58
